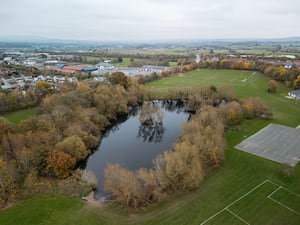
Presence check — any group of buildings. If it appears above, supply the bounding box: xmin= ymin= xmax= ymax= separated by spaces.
xmin=0 ymin=51 xmax=168 ymax=91
xmin=1 ymin=51 xmax=300 ymax=100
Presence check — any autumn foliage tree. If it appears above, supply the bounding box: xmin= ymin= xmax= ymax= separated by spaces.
xmin=46 ymin=151 xmax=75 ymax=179
xmin=104 ymin=106 xmax=225 ymax=208
xmin=293 ymin=75 xmax=300 ymax=89
xmin=108 ymin=72 xmax=129 ymax=89
xmin=268 ymin=79 xmax=278 ymax=93
xmin=34 ymin=81 xmax=53 ymax=101
xmin=56 ymin=135 xmax=89 ymax=162
xmin=219 ymin=101 xmax=244 ymax=126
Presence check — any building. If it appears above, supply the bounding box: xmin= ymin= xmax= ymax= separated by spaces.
xmin=288 ymin=90 xmax=300 ymax=100
xmin=82 ymin=66 xmax=97 ymax=73
xmin=61 ymin=66 xmax=84 ymax=74
xmin=95 ymin=62 xmax=114 ymax=70
xmin=142 ymin=65 xmax=167 ymax=72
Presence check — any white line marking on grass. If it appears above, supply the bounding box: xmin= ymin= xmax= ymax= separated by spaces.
xmin=200 ymin=179 xmax=300 ymax=225
xmin=200 ymin=180 xmax=268 ymax=225
xmin=226 ymin=208 xmax=250 ymax=225
xmin=268 ymin=196 xmax=300 ymax=216
xmin=267 ymin=186 xmax=282 ymax=198
xmin=265 ymin=179 xmax=300 ymax=215
xmin=226 ymin=180 xmax=268 ymax=209
xmin=281 ymin=186 xmax=300 ymax=197
xmin=265 ymin=182 xmax=300 ymax=216
xmin=265 ymin=179 xmax=280 ymax=187
xmin=200 ymin=209 xmax=226 ymax=225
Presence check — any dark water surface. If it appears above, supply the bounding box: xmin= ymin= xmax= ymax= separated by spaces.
xmin=84 ymin=101 xmax=189 ymax=198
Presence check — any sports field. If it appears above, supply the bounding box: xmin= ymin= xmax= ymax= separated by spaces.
xmin=201 ymin=179 xmax=300 ymax=225
xmin=0 ymin=69 xmax=299 ymax=225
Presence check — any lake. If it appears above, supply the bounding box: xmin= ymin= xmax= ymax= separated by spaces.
xmin=84 ymin=101 xmax=190 ymax=198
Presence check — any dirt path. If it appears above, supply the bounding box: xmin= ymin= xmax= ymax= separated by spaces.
xmin=84 ymin=191 xmax=105 ymax=207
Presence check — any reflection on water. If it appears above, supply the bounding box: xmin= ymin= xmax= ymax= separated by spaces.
xmin=137 ymin=124 xmax=166 ymax=143
xmin=84 ymin=101 xmax=189 ymax=197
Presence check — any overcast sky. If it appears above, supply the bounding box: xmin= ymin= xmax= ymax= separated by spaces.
xmin=0 ymin=0 xmax=299 ymax=41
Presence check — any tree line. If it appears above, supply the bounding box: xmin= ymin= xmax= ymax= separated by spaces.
xmin=0 ymin=75 xmax=149 ymax=205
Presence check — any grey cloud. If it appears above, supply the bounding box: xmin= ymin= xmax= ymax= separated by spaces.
xmin=0 ymin=0 xmax=299 ymax=40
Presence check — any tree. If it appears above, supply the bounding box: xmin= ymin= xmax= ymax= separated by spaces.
xmin=104 ymin=164 xmax=141 ymax=208
xmin=219 ymin=101 xmax=243 ymax=126
xmin=0 ymin=156 xmax=10 ymax=202
xmin=0 ymin=117 xmax=15 ymax=137
xmin=183 ymin=65 xmax=192 ymax=72
xmin=56 ymin=135 xmax=89 ymax=162
xmin=108 ymin=72 xmax=129 ymax=89
xmin=268 ymin=79 xmax=278 ymax=93
xmin=293 ymin=75 xmax=300 ymax=89
xmin=0 ymin=93 xmax=8 ymax=112
xmin=80 ymin=170 xmax=98 ymax=189
xmin=35 ymin=81 xmax=53 ymax=101
xmin=46 ymin=151 xmax=75 ymax=178
xmin=278 ymin=66 xmax=288 ymax=81
xmin=154 ymin=142 xmax=203 ymax=191
xmin=242 ymin=100 xmax=254 ymax=119
xmin=246 ymin=97 xmax=273 ymax=118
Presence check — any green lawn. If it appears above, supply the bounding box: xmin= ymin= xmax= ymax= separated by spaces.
xmin=114 ymin=58 xmax=143 ymax=67
xmin=85 ymin=56 xmax=101 ymax=62
xmin=169 ymin=61 xmax=178 ymax=66
xmin=1 ymin=69 xmax=300 ymax=224
xmin=148 ymin=69 xmax=300 ymax=126
xmin=2 ymin=107 xmax=38 ymax=125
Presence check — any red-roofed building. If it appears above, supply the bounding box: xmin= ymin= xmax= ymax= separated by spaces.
xmin=61 ymin=66 xmax=84 ymax=73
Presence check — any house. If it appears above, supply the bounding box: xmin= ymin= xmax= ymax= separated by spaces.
xmin=56 ymin=63 xmax=66 ymax=69
xmin=61 ymin=66 xmax=84 ymax=74
xmin=33 ymin=75 xmax=46 ymax=83
xmin=53 ymin=75 xmax=65 ymax=83
xmin=283 ymin=62 xmax=293 ymax=69
xmin=142 ymin=65 xmax=167 ymax=72
xmin=23 ymin=59 xmax=37 ymax=67
xmin=91 ymin=69 xmax=111 ymax=75
xmin=66 ymin=77 xmax=78 ymax=83
xmin=45 ymin=60 xmax=59 ymax=64
xmin=288 ymin=90 xmax=300 ymax=100
xmin=95 ymin=62 xmax=114 ymax=70
xmin=22 ymin=75 xmax=33 ymax=83
xmin=82 ymin=66 xmax=97 ymax=73
xmin=93 ymin=76 xmax=106 ymax=82
xmin=0 ymin=77 xmax=18 ymax=89
xmin=46 ymin=76 xmax=53 ymax=82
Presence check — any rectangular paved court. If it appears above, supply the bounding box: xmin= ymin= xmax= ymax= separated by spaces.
xmin=235 ymin=123 xmax=300 ymax=166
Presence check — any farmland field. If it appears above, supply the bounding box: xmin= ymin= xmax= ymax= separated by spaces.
xmin=1 ymin=69 xmax=300 ymax=225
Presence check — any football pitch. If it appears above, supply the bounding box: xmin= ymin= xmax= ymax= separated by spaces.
xmin=200 ymin=180 xmax=300 ymax=225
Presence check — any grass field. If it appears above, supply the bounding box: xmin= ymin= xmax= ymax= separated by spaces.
xmin=148 ymin=69 xmax=300 ymax=126
xmin=0 ymin=69 xmax=300 ymax=225
xmin=201 ymin=180 xmax=300 ymax=225
xmin=2 ymin=107 xmax=38 ymax=125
